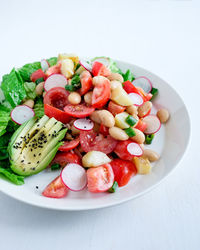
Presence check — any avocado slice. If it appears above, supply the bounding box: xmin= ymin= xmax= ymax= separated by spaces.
xmin=9 ymin=115 xmax=67 ymax=176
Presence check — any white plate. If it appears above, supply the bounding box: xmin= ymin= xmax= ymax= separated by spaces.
xmin=0 ymin=60 xmax=191 ymax=211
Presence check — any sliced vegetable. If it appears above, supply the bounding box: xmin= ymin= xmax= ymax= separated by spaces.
xmin=61 ymin=59 xmax=74 ymax=78
xmin=128 ymin=93 xmax=144 ymax=106
xmin=127 ymin=142 xmax=143 ymax=156
xmin=44 ymin=104 xmax=70 ymax=124
xmin=150 ymin=87 xmax=158 ymax=100
xmin=64 ymin=104 xmax=94 ymax=118
xmin=73 ymin=118 xmax=94 ymax=131
xmin=114 ymin=140 xmax=135 ymax=161
xmin=79 ymin=71 xmax=93 ymax=95
xmin=92 ymin=61 xmax=110 ymax=77
xmin=145 ymin=134 xmax=155 ymax=144
xmin=115 ymin=112 xmax=130 ymax=129
xmin=125 ymin=115 xmax=138 ymax=126
xmin=110 ymin=159 xmax=137 ymax=187
xmin=11 ymin=105 xmax=35 ymax=125
xmin=51 ymin=151 xmax=81 ymax=167
xmin=80 ymin=130 xmax=117 ymax=154
xmin=59 ymin=138 xmax=80 ymax=151
xmin=79 ymin=59 xmax=92 ymax=73
xmin=124 ymin=127 xmax=136 ymax=137
xmin=142 ymin=115 xmax=161 ymax=134
xmin=30 ymin=69 xmax=46 ymax=82
xmin=44 ymin=74 xmax=68 ymax=92
xmin=111 ymin=84 xmax=133 ymax=106
xmin=46 ymin=64 xmax=61 ymax=77
xmin=61 ymin=163 xmax=87 ymax=191
xmin=133 ymin=156 xmax=151 ymax=174
xmin=87 ymin=163 xmax=114 ymax=192
xmin=108 ymin=101 xmax=126 ymax=116
xmin=99 ymin=123 xmax=109 ymax=136
xmin=134 ymin=119 xmax=147 ymax=132
xmin=40 ymin=59 xmax=49 ymax=72
xmin=92 ymin=77 xmax=110 ymax=108
xmin=42 ymin=176 xmax=68 ymax=198
xmin=108 ymin=181 xmax=118 ymax=193
xmin=132 ymin=77 xmax=152 ymax=94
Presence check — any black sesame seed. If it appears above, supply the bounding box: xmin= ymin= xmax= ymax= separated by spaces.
xmin=34 ymin=154 xmax=36 ymax=157
xmin=37 ymin=161 xmax=40 ymax=164
xmin=36 ymin=186 xmax=39 ymax=189
xmin=21 ymin=160 xmax=24 ymax=163
xmin=28 ymin=162 xmax=31 ymax=164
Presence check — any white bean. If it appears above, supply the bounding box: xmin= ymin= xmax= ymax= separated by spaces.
xmin=107 ymin=73 xmax=123 ymax=83
xmin=143 ymin=149 xmax=160 ymax=162
xmin=92 ymin=76 xmax=109 ymax=86
xmin=138 ymin=101 xmax=152 ymax=118
xmin=68 ymin=92 xmax=81 ymax=105
xmin=35 ymin=82 xmax=44 ymax=96
xmin=109 ymin=127 xmax=129 ymax=140
xmin=126 ymin=105 xmax=138 ymax=116
xmin=23 ymin=99 xmax=34 ymax=109
xmin=130 ymin=128 xmax=145 ymax=144
xmin=98 ymin=110 xmax=115 ymax=128
xmin=157 ymin=109 xmax=170 ymax=123
xmin=84 ymin=91 xmax=93 ymax=105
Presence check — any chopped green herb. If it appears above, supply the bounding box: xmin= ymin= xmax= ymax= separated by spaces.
xmin=145 ymin=134 xmax=155 ymax=144
xmin=122 ymin=69 xmax=135 ymax=82
xmin=34 ymin=97 xmax=44 ymax=118
xmin=35 ymin=77 xmax=44 ymax=85
xmin=150 ymin=87 xmax=158 ymax=100
xmin=24 ymin=82 xmax=37 ymax=100
xmin=125 ymin=115 xmax=137 ymax=126
xmin=47 ymin=57 xmax=57 ymax=67
xmin=124 ymin=127 xmax=136 ymax=137
xmin=108 ymin=181 xmax=118 ymax=193
xmin=51 ymin=163 xmax=61 ymax=171
xmin=75 ymin=63 xmax=81 ymax=71
xmin=65 ymin=74 xmax=81 ymax=92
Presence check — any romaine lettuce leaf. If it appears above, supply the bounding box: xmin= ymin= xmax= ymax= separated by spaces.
xmin=18 ymin=61 xmax=41 ymax=81
xmin=0 ymin=166 xmax=24 ymax=185
xmin=47 ymin=57 xmax=58 ymax=67
xmin=24 ymin=82 xmax=37 ymax=100
xmin=1 ymin=68 xmax=26 ymax=108
xmin=34 ymin=97 xmax=44 ymax=118
xmin=0 ymin=109 xmax=10 ymax=137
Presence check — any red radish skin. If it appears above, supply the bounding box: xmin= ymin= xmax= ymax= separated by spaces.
xmin=73 ymin=119 xmax=94 ymax=131
xmin=132 ymin=77 xmax=152 ymax=94
xmin=44 ymin=74 xmax=68 ymax=92
xmin=11 ymin=105 xmax=35 ymax=125
xmin=61 ymin=163 xmax=87 ymax=191
xmin=79 ymin=59 xmax=92 ymax=73
xmin=127 ymin=142 xmax=143 ymax=157
xmin=142 ymin=115 xmax=161 ymax=134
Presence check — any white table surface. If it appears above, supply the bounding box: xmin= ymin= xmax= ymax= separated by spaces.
xmin=0 ymin=1 xmax=199 ymax=249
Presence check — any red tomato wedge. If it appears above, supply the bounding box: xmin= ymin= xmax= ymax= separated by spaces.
xmin=92 ymin=77 xmax=110 ymax=108
xmin=136 ymin=87 xmax=153 ymax=101
xmin=79 ymin=71 xmax=93 ymax=95
xmin=44 ymin=104 xmax=71 ymax=124
xmin=87 ymin=163 xmax=114 ymax=193
xmin=108 ymin=101 xmax=126 ymax=116
xmin=80 ymin=130 xmax=117 ymax=154
xmin=64 ymin=104 xmax=95 ymax=118
xmin=46 ymin=64 xmax=61 ymax=77
xmin=99 ymin=123 xmax=109 ymax=136
xmin=92 ymin=61 xmax=111 ymax=77
xmin=123 ymin=81 xmax=143 ymax=96
xmin=43 ymin=87 xmax=69 ymax=110
xmin=42 ymin=176 xmax=68 ymax=198
xmin=114 ymin=140 xmax=134 ymax=161
xmin=30 ymin=69 xmax=47 ymax=82
xmin=134 ymin=119 xmax=147 ymax=132
xmin=59 ymin=138 xmax=80 ymax=151
xmin=110 ymin=159 xmax=137 ymax=187
xmin=51 ymin=151 xmax=81 ymax=167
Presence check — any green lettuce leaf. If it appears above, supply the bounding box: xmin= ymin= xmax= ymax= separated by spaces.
xmin=47 ymin=57 xmax=58 ymax=67
xmin=0 ymin=109 xmax=10 ymax=137
xmin=1 ymin=68 xmax=26 ymax=108
xmin=0 ymin=166 xmax=24 ymax=185
xmin=24 ymin=82 xmax=37 ymax=100
xmin=34 ymin=97 xmax=44 ymax=118
xmin=18 ymin=61 xmax=41 ymax=81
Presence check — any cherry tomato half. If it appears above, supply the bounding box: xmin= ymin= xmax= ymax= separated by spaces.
xmin=87 ymin=163 xmax=114 ymax=193
xmin=110 ymin=159 xmax=137 ymax=187
xmin=46 ymin=64 xmax=61 ymax=77
xmin=108 ymin=101 xmax=126 ymax=116
xmin=64 ymin=104 xmax=95 ymax=118
xmin=59 ymin=138 xmax=80 ymax=151
xmin=42 ymin=176 xmax=68 ymax=198
xmin=92 ymin=77 xmax=110 ymax=108
xmin=134 ymin=119 xmax=147 ymax=132
xmin=114 ymin=140 xmax=134 ymax=161
xmin=80 ymin=130 xmax=117 ymax=154
xmin=51 ymin=151 xmax=81 ymax=167
xmin=44 ymin=104 xmax=71 ymax=124
xmin=30 ymin=69 xmax=47 ymax=82
xmin=79 ymin=71 xmax=93 ymax=96
xmin=44 ymin=87 xmax=69 ymax=110
xmin=99 ymin=123 xmax=109 ymax=136
xmin=92 ymin=61 xmax=110 ymax=77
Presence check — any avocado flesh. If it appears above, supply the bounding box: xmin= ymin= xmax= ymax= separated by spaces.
xmin=9 ymin=116 xmax=67 ymax=176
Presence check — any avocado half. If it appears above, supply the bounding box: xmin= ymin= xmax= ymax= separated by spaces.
xmin=8 ymin=115 xmax=67 ymax=176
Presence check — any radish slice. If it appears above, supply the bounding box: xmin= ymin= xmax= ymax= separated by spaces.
xmin=79 ymin=59 xmax=92 ymax=73
xmin=132 ymin=77 xmax=152 ymax=94
xmin=41 ymin=59 xmax=49 ymax=72
xmin=142 ymin=115 xmax=161 ymax=134
xmin=11 ymin=105 xmax=35 ymax=125
xmin=44 ymin=74 xmax=68 ymax=92
xmin=127 ymin=142 xmax=143 ymax=156
xmin=61 ymin=163 xmax=87 ymax=191
xmin=73 ymin=118 xmax=94 ymax=131
xmin=93 ymin=57 xmax=109 ymax=67
xmin=128 ymin=93 xmax=144 ymax=106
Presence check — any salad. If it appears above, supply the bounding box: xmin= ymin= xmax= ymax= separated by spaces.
xmin=0 ymin=53 xmax=170 ymax=198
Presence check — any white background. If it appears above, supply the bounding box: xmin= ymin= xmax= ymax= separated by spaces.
xmin=0 ymin=1 xmax=200 ymax=250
